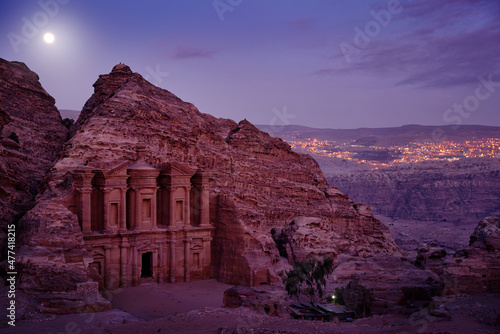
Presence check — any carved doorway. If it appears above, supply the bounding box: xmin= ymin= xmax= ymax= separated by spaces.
xmin=141 ymin=252 xmax=153 ymax=278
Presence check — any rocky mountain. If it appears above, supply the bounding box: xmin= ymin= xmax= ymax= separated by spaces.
xmin=13 ymin=63 xmax=443 ymax=314
xmin=0 ymin=59 xmax=68 ymax=265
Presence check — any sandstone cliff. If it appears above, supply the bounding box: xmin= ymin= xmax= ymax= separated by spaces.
xmin=0 ymin=58 xmax=67 ymax=266
xmin=326 ymin=158 xmax=500 ymax=224
xmin=442 ymin=216 xmax=500 ymax=295
xmin=16 ymin=64 xmax=440 ymax=313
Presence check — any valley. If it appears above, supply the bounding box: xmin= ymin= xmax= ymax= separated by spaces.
xmin=259 ymin=124 xmax=500 ymax=252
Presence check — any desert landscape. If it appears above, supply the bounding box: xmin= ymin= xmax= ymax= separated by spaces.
xmin=1 ymin=1 xmax=500 ymax=333
xmin=1 ymin=58 xmax=499 ymax=334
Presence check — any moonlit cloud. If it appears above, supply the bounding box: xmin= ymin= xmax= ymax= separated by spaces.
xmin=284 ymin=18 xmax=315 ymax=31
xmin=322 ymin=0 xmax=500 ymax=88
xmin=173 ymin=44 xmax=214 ymax=59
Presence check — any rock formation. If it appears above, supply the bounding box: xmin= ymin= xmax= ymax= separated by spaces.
xmin=274 ymin=217 xmax=443 ymax=314
xmin=411 ymin=216 xmax=500 ymax=298
xmin=441 ymin=216 xmax=500 ymax=295
xmin=223 ymin=286 xmax=285 ymax=317
xmin=326 ymin=158 xmax=500 ymax=224
xmin=0 ymin=58 xmax=68 ymax=270
xmin=13 ymin=63 xmax=442 ymax=314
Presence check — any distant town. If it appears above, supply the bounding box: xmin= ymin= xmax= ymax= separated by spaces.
xmin=288 ymin=137 xmax=500 ymax=166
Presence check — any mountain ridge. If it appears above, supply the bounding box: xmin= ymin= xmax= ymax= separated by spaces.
xmin=257 ymin=124 xmax=500 ymax=148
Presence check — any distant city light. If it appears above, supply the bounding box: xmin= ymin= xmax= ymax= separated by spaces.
xmin=287 ymin=137 xmax=500 ymax=166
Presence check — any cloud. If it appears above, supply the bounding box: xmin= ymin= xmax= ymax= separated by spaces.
xmin=313 ymin=68 xmax=337 ymax=76
xmin=322 ymin=0 xmax=500 ymax=88
xmin=284 ymin=18 xmax=315 ymax=31
xmin=173 ymin=44 xmax=214 ymax=59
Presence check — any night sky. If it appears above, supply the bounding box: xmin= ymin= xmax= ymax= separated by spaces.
xmin=1 ymin=0 xmax=499 ymax=129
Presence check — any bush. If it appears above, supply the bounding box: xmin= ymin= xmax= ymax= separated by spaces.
xmin=62 ymin=118 xmax=74 ymax=129
xmin=342 ymin=278 xmax=372 ymax=318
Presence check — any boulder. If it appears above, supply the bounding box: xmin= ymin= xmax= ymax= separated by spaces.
xmin=442 ymin=216 xmax=500 ymax=295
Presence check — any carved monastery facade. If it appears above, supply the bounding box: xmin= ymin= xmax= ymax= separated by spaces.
xmin=72 ymin=156 xmax=213 ymax=290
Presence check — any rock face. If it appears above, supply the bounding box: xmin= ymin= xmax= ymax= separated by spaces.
xmin=273 ymin=216 xmax=443 ymax=314
xmin=327 ymin=158 xmax=500 ymax=224
xmin=16 ymin=63 xmax=440 ymax=313
xmin=223 ymin=286 xmax=285 ymax=317
xmin=0 ymin=58 xmax=67 ymax=262
xmin=441 ymin=216 xmax=500 ymax=295
xmin=469 ymin=215 xmax=500 ymax=251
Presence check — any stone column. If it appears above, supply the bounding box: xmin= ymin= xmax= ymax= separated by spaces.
xmin=151 ymin=187 xmax=159 ymax=228
xmin=74 ymin=169 xmax=94 ymax=232
xmin=184 ymin=237 xmax=192 ymax=283
xmin=192 ymin=171 xmax=210 ymax=228
xmin=184 ymin=186 xmax=191 ymax=226
xmin=156 ymin=240 xmax=164 ymax=283
xmin=119 ymin=187 xmax=127 ymax=232
xmin=170 ymin=235 xmax=176 ymax=283
xmin=200 ymin=184 xmax=210 ymax=227
xmin=103 ymin=188 xmax=111 ymax=232
xmin=202 ymin=236 xmax=212 ymax=279
xmin=158 ymin=186 xmax=168 ymax=226
xmin=169 ymin=186 xmax=176 ymax=226
xmin=120 ymin=240 xmax=129 ymax=287
xmin=135 ymin=187 xmax=142 ymax=230
xmin=104 ymin=245 xmax=112 ymax=289
xmin=80 ymin=188 xmax=92 ymax=232
xmin=131 ymin=244 xmax=138 ymax=286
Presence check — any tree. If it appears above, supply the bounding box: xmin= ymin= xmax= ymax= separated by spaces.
xmin=282 ymin=256 xmax=334 ymax=302
xmin=342 ymin=278 xmax=372 ymax=318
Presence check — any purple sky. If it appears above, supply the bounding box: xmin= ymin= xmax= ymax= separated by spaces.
xmin=1 ymin=0 xmax=499 ymax=129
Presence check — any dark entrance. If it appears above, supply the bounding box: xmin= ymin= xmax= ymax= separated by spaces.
xmin=141 ymin=252 xmax=153 ymax=278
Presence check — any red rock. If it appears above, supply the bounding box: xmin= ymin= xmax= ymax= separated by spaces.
xmin=442 ymin=216 xmax=500 ymax=295
xmin=0 ymin=58 xmax=67 ymax=239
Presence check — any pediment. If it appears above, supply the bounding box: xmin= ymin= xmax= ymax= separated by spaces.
xmin=127 ymin=158 xmax=157 ymax=171
xmin=160 ymin=162 xmax=195 ymax=176
xmin=108 ymin=160 xmax=131 ymax=176
xmin=91 ymin=160 xmax=131 ymax=177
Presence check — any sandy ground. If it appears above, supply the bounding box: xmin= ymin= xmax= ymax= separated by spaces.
xmin=2 ymin=280 xmax=499 ymax=334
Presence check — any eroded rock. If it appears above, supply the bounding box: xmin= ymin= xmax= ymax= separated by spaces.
xmin=0 ymin=58 xmax=67 ymax=255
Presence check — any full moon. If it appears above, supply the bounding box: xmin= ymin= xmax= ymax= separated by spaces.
xmin=43 ymin=33 xmax=55 ymax=44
